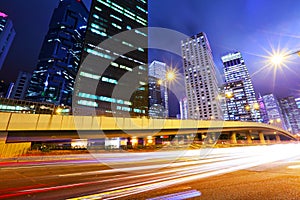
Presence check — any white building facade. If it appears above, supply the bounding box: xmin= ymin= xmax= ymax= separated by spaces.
xmin=181 ymin=32 xmax=223 ymax=120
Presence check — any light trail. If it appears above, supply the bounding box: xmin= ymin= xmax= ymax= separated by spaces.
xmin=67 ymin=144 xmax=300 ymax=200
xmin=1 ymin=144 xmax=300 ymax=199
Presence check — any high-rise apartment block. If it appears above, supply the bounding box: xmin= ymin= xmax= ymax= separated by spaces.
xmin=26 ymin=0 xmax=89 ymax=106
xmin=181 ymin=32 xmax=223 ymax=120
xmin=221 ymin=52 xmax=260 ymax=121
xmin=75 ymin=0 xmax=148 ymax=116
xmin=0 ymin=12 xmax=15 ymax=71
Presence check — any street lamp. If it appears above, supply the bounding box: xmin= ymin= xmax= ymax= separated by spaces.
xmin=157 ymin=68 xmax=177 ymax=118
xmin=270 ymin=50 xmax=300 ymax=66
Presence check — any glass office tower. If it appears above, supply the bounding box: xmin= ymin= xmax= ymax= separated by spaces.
xmin=26 ymin=0 xmax=89 ymax=106
xmin=263 ymin=93 xmax=286 ymax=129
xmin=75 ymin=0 xmax=148 ymax=117
xmin=222 ymin=51 xmax=261 ymax=122
xmin=222 ymin=80 xmax=252 ymax=121
xmin=148 ymin=61 xmax=168 ymax=118
xmin=279 ymin=96 xmax=300 ymax=134
xmin=0 ymin=12 xmax=16 ymax=71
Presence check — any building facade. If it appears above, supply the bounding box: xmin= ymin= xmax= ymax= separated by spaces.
xmin=221 ymin=51 xmax=260 ymax=122
xmin=262 ymin=93 xmax=286 ymax=129
xmin=222 ymin=80 xmax=252 ymax=121
xmin=279 ymin=96 xmax=300 ymax=134
xmin=179 ymin=97 xmax=188 ymax=119
xmin=181 ymin=32 xmax=223 ymax=120
xmin=148 ymin=61 xmax=168 ymax=118
xmin=295 ymin=97 xmax=300 ymax=109
xmin=75 ymin=0 xmax=148 ymax=117
xmin=257 ymin=93 xmax=269 ymax=124
xmin=10 ymin=71 xmax=32 ymax=100
xmin=26 ymin=0 xmax=89 ymax=106
xmin=0 ymin=12 xmax=16 ymax=71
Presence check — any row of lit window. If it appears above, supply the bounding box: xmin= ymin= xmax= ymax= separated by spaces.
xmin=96 ymin=0 xmax=147 ymax=26
xmin=80 ymin=71 xmax=118 ymax=84
xmin=87 ymin=44 xmax=145 ymax=65
xmin=78 ymin=92 xmax=132 ymax=106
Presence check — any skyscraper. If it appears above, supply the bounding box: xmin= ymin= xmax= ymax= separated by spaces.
xmin=295 ymin=97 xmax=300 ymax=109
xmin=75 ymin=0 xmax=148 ymax=117
xmin=148 ymin=61 xmax=168 ymax=118
xmin=0 ymin=12 xmax=16 ymax=71
xmin=257 ymin=93 xmax=269 ymax=124
xmin=222 ymin=80 xmax=252 ymax=121
xmin=26 ymin=0 xmax=89 ymax=106
xmin=179 ymin=97 xmax=188 ymax=119
xmin=10 ymin=71 xmax=32 ymax=100
xmin=0 ymin=80 xmax=9 ymax=98
xmin=221 ymin=51 xmax=260 ymax=122
xmin=181 ymin=32 xmax=223 ymax=120
xmin=262 ymin=93 xmax=286 ymax=129
xmin=279 ymin=96 xmax=300 ymax=134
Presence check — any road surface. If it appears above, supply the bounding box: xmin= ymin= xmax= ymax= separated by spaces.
xmin=1 ymin=144 xmax=300 ymax=199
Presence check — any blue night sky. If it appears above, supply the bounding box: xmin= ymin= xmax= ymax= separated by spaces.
xmin=0 ymin=0 xmax=300 ymax=116
xmin=149 ymin=0 xmax=300 ymax=101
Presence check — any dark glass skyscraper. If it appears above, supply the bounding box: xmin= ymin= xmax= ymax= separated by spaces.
xmin=75 ymin=0 xmax=148 ymax=116
xmin=0 ymin=12 xmax=15 ymax=71
xmin=26 ymin=0 xmax=89 ymax=106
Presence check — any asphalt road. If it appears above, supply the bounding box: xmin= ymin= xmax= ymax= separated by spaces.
xmin=1 ymin=144 xmax=300 ymax=200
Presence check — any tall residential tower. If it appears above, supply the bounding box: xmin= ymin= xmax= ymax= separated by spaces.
xmin=181 ymin=32 xmax=223 ymax=120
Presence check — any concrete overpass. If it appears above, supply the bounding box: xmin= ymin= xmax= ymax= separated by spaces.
xmin=0 ymin=113 xmax=297 ymax=157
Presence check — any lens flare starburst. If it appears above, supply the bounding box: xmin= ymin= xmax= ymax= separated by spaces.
xmin=249 ymin=41 xmax=300 ymax=90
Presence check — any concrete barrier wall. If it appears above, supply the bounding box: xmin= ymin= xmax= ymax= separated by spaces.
xmin=0 ymin=141 xmax=31 ymax=158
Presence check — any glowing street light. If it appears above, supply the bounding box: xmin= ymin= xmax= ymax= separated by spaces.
xmin=55 ymin=107 xmax=63 ymax=115
xmin=270 ymin=50 xmax=300 ymax=66
xmin=156 ymin=67 xmax=178 ymax=118
xmin=245 ymin=105 xmax=251 ymax=111
xmin=166 ymin=70 xmax=175 ymax=81
xmin=225 ymin=91 xmax=233 ymax=99
xmin=270 ymin=53 xmax=285 ymax=66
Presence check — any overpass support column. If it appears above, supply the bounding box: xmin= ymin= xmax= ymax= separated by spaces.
xmin=258 ymin=131 xmax=266 ymax=144
xmin=275 ymin=134 xmax=281 ymax=143
xmin=205 ymin=133 xmax=213 ymax=144
xmin=265 ymin=136 xmax=270 ymax=144
xmin=0 ymin=132 xmax=8 ymax=143
xmin=0 ymin=132 xmax=8 ymax=155
xmin=246 ymin=130 xmax=252 ymax=144
xmin=230 ymin=132 xmax=237 ymax=144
